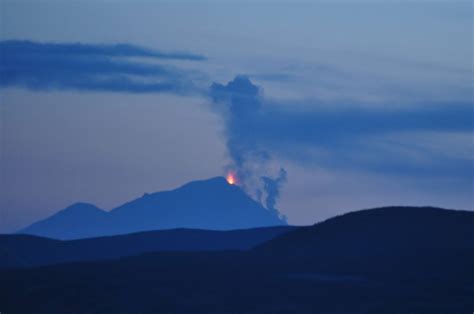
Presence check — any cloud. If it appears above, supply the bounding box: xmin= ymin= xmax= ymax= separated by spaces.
xmin=0 ymin=40 xmax=206 ymax=94
xmin=209 ymin=76 xmax=474 ymax=185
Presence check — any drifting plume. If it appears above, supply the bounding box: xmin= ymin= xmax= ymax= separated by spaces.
xmin=209 ymin=75 xmax=474 ymax=215
xmin=210 ymin=76 xmax=473 ymax=183
xmin=261 ymin=168 xmax=287 ymax=212
xmin=210 ymin=76 xmax=287 ymax=216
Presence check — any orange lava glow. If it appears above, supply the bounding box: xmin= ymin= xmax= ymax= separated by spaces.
xmin=226 ymin=172 xmax=237 ymax=185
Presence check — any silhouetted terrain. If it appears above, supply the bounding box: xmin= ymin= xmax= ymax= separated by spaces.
xmin=256 ymin=206 xmax=474 ymax=266
xmin=19 ymin=177 xmax=286 ymax=239
xmin=18 ymin=203 xmax=108 ymax=240
xmin=0 ymin=226 xmax=295 ymax=268
xmin=2 ymin=206 xmax=473 ymax=314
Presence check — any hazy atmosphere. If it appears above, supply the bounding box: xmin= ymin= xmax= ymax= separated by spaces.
xmin=1 ymin=1 xmax=473 ymax=232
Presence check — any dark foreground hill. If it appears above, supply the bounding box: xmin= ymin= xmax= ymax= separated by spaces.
xmin=256 ymin=206 xmax=474 ymax=269
xmin=0 ymin=226 xmax=295 ymax=268
xmin=19 ymin=177 xmax=287 ymax=239
xmin=1 ymin=206 xmax=473 ymax=314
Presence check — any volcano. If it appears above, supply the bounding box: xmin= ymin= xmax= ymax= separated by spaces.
xmin=18 ymin=177 xmax=287 ymax=239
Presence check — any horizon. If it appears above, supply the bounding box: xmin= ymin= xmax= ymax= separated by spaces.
xmin=11 ymin=175 xmax=473 ymax=235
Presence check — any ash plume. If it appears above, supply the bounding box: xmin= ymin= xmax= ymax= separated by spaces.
xmin=261 ymin=168 xmax=287 ymax=212
xmin=210 ymin=76 xmax=287 ymax=215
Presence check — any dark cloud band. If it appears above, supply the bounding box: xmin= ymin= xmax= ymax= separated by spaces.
xmin=0 ymin=40 xmax=205 ymax=94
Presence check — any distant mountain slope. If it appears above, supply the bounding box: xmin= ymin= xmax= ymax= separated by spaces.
xmin=18 ymin=177 xmax=287 ymax=239
xmin=0 ymin=226 xmax=296 ymax=268
xmin=19 ymin=203 xmax=109 ymax=240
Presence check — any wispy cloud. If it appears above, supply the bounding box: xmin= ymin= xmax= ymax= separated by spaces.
xmin=0 ymin=40 xmax=206 ymax=94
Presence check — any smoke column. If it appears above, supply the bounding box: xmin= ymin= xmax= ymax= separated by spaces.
xmin=210 ymin=76 xmax=287 ymax=217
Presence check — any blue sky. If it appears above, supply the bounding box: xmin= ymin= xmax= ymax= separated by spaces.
xmin=1 ymin=1 xmax=472 ymax=232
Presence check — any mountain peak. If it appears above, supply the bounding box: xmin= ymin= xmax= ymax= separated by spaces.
xmin=55 ymin=203 xmax=106 ymax=218
xmin=137 ymin=177 xmax=237 ymax=202
xmin=177 ymin=176 xmax=234 ymax=190
xmin=63 ymin=202 xmax=102 ymax=212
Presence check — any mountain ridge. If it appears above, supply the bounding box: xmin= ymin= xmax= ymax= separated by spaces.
xmin=1 ymin=226 xmax=296 ymax=268
xmin=18 ymin=177 xmax=287 ymax=239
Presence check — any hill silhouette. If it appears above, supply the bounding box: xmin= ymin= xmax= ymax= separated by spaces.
xmin=2 ymin=206 xmax=473 ymax=313
xmin=19 ymin=177 xmax=287 ymax=239
xmin=0 ymin=226 xmax=295 ymax=268
xmin=256 ymin=206 xmax=474 ymax=258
